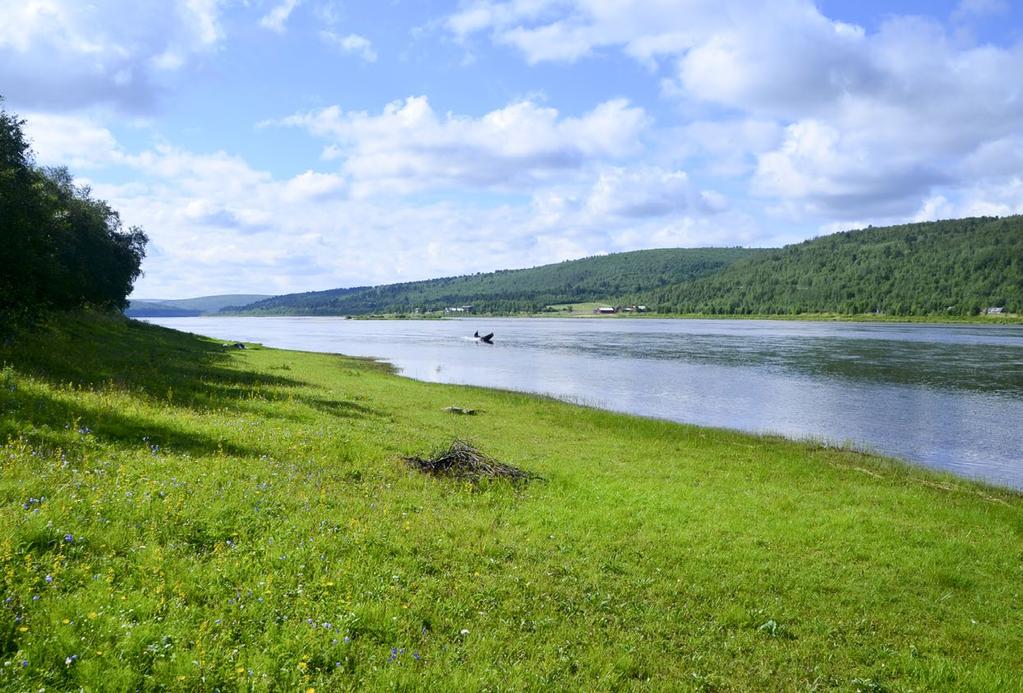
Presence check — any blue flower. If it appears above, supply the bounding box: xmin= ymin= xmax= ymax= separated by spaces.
xmin=64 ymin=534 xmax=74 ymax=543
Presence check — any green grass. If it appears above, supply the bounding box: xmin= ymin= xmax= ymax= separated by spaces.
xmin=1 ymin=312 xmax=1021 ymax=690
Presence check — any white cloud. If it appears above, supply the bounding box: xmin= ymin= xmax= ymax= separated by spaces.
xmin=0 ymin=0 xmax=227 ymax=110
xmin=448 ymin=0 xmax=1023 ymax=222
xmin=260 ymin=0 xmax=303 ymax=32
xmin=22 ymin=112 xmax=125 ymax=168
xmin=584 ymin=166 xmax=703 ymax=219
xmin=320 ymin=31 xmax=378 ymax=62
xmin=275 ymin=95 xmax=648 ymax=196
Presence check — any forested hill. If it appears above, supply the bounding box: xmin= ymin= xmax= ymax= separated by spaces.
xmin=640 ymin=216 xmax=1023 ymax=316
xmin=232 ymin=248 xmax=762 ymax=315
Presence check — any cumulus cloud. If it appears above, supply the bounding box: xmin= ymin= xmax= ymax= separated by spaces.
xmin=320 ymin=31 xmax=378 ymax=62
xmin=274 ymin=96 xmax=648 ymax=195
xmin=449 ymin=0 xmax=1023 ymax=221
xmin=21 ymin=113 xmax=125 ymax=169
xmin=0 ymin=1 xmax=227 ymax=110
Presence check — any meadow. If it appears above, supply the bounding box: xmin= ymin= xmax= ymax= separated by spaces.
xmin=1 ymin=313 xmax=1021 ymax=690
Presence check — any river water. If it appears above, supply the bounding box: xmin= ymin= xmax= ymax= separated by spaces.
xmin=145 ymin=317 xmax=1023 ymax=490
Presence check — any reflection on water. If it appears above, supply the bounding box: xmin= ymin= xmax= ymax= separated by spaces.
xmin=146 ymin=316 xmax=1023 ymax=489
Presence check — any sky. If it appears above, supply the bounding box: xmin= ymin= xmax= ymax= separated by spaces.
xmin=2 ymin=0 xmax=1022 ymax=298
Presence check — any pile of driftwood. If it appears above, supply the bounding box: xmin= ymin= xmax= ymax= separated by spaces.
xmin=403 ymin=440 xmax=539 ymax=485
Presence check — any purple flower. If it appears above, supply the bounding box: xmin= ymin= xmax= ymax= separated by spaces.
xmin=64 ymin=534 xmax=74 ymax=543
xmin=45 ymin=575 xmax=53 ymax=583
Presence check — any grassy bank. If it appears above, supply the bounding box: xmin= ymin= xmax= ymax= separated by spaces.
xmin=1 ymin=313 xmax=1021 ymax=690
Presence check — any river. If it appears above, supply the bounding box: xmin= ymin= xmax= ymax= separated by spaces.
xmin=144 ymin=316 xmax=1023 ymax=490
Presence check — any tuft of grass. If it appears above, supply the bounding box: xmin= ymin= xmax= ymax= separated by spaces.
xmin=0 ymin=311 xmax=1020 ymax=690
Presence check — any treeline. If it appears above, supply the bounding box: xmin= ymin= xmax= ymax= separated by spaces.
xmin=233 ymin=248 xmax=761 ymax=315
xmin=640 ymin=217 xmax=1022 ymax=316
xmin=0 ymin=99 xmax=147 ymax=328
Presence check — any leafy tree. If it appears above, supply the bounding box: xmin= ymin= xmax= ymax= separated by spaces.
xmin=0 ymin=98 xmax=147 ymax=328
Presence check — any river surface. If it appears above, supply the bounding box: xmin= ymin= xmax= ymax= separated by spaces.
xmin=145 ymin=317 xmax=1023 ymax=490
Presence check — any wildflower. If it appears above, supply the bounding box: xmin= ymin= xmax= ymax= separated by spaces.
xmin=65 ymin=654 xmax=78 ymax=666
xmin=459 ymin=629 xmax=470 ymax=636
xmin=21 ymin=660 xmax=27 ymax=667
xmin=343 ymin=636 xmax=350 ymax=644
xmin=413 ymin=652 xmax=421 ymax=661
xmin=64 ymin=534 xmax=74 ymax=543
xmin=45 ymin=575 xmax=53 ymax=584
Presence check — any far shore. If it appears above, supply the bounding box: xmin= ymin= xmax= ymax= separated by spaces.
xmin=206 ymin=309 xmax=1023 ymax=324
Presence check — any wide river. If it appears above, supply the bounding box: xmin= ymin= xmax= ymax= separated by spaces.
xmin=146 ymin=317 xmax=1023 ymax=490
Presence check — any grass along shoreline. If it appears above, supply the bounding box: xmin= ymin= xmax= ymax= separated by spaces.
xmin=1 ymin=313 xmax=1021 ymax=690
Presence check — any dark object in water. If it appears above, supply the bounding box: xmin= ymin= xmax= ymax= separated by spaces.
xmin=444 ymin=406 xmax=479 ymax=415
xmin=403 ymin=440 xmax=539 ymax=485
xmin=473 ymin=331 xmax=494 ymax=344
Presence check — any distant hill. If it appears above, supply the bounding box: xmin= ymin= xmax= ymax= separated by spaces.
xmin=639 ymin=216 xmax=1023 ymax=316
xmin=231 ymin=248 xmax=763 ymax=316
xmin=125 ymin=294 xmax=273 ymax=317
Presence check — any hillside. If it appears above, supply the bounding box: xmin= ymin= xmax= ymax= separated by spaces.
xmin=1 ymin=313 xmax=1020 ymax=689
xmin=234 ymin=248 xmax=761 ymax=315
xmin=125 ymin=294 xmax=272 ymax=317
xmin=641 ymin=216 xmax=1023 ymax=316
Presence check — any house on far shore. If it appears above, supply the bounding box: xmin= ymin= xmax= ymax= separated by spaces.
xmin=622 ymin=305 xmax=648 ymax=313
xmin=594 ymin=306 xmax=617 ymax=314
xmin=444 ymin=305 xmax=475 ymax=313
xmin=984 ymin=306 xmax=1005 ymax=315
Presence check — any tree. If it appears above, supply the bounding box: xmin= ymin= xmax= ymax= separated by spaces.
xmin=0 ymin=98 xmax=148 ymax=327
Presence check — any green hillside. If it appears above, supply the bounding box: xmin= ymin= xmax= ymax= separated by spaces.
xmin=642 ymin=216 xmax=1023 ymax=316
xmin=125 ymin=294 xmax=272 ymax=317
xmin=235 ymin=248 xmax=761 ymax=315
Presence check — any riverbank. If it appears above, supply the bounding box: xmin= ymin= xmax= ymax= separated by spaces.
xmin=280 ymin=307 xmax=1023 ymax=325
xmin=531 ymin=306 xmax=1023 ymax=324
xmin=1 ymin=313 xmax=1021 ymax=689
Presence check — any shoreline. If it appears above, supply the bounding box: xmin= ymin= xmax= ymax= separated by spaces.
xmin=217 ymin=310 xmax=1023 ymax=325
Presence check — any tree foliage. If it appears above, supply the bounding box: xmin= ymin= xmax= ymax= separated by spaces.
xmin=641 ymin=217 xmax=1023 ymax=316
xmin=0 ymin=99 xmax=147 ymax=327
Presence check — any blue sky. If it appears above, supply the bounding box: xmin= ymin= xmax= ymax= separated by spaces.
xmin=2 ymin=0 xmax=1021 ymax=297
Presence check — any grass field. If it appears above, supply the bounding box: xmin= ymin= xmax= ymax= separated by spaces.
xmin=1 ymin=312 xmax=1021 ymax=690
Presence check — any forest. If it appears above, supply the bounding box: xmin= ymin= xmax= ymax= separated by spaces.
xmin=233 ymin=248 xmax=762 ymax=315
xmin=0 ymin=100 xmax=147 ymax=330
xmin=639 ymin=216 xmax=1022 ymax=316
